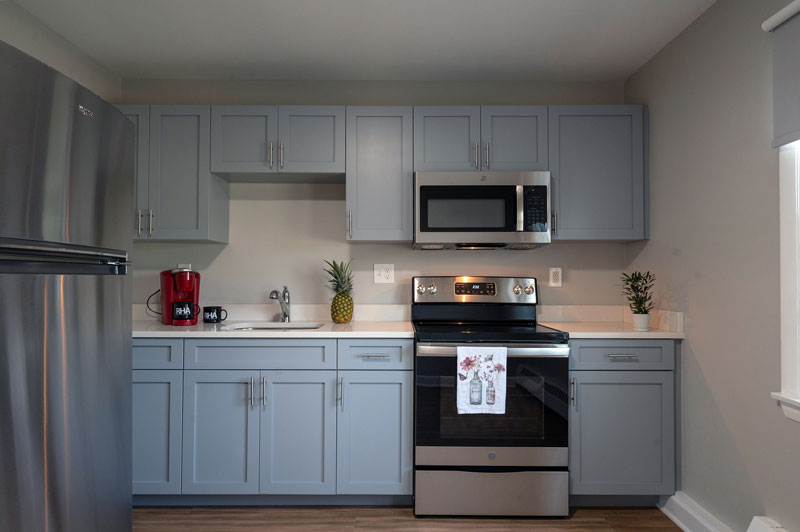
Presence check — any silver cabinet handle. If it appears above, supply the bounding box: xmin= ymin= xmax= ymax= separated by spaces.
xmin=570 ymin=378 xmax=577 ymax=407
xmin=359 ymin=353 xmax=391 ymax=359
xmin=348 ymin=210 xmax=352 ymax=238
xmin=339 ymin=377 xmax=345 ymax=407
xmin=261 ymin=376 xmax=266 ymax=406
xmin=249 ymin=377 xmax=254 ymax=407
xmin=607 ymin=353 xmax=639 ymax=359
xmin=269 ymin=141 xmax=273 ymax=169
xmin=279 ymin=142 xmax=284 ymax=169
xmin=137 ymin=209 xmax=142 ymax=236
xmin=474 ymin=141 xmax=479 ymax=169
xmin=485 ymin=142 xmax=490 ymax=169
xmin=148 ymin=209 xmax=154 ymax=236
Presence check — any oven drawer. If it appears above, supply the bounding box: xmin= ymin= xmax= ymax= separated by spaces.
xmin=337 ymin=339 xmax=413 ymax=370
xmin=415 ymin=446 xmax=567 ymax=467
xmin=569 ymin=339 xmax=675 ymax=370
xmin=414 ymin=470 xmax=568 ymax=516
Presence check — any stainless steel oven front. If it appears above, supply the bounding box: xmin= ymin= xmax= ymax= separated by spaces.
xmin=414 ymin=171 xmax=551 ymax=250
xmin=414 ymin=341 xmax=569 ymax=516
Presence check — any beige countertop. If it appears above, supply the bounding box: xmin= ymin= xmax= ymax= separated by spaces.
xmin=541 ymin=321 xmax=684 ymax=339
xmin=133 ymin=319 xmax=682 ymax=340
xmin=132 ymin=320 xmax=414 ymax=338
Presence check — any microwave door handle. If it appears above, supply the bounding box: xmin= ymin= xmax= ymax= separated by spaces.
xmin=516 ymin=185 xmax=524 ymax=231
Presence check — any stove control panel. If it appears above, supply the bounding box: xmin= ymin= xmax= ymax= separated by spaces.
xmin=413 ymin=276 xmax=537 ymax=304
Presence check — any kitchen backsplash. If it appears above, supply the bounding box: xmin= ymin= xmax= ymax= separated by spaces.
xmin=131 ymin=182 xmax=630 ymax=306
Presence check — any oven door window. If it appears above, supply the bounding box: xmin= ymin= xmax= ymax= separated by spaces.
xmin=415 ymin=355 xmax=568 ymax=447
xmin=419 ymin=186 xmax=516 ymax=232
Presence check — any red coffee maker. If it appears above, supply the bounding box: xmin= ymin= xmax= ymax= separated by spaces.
xmin=160 ymin=264 xmax=201 ymax=326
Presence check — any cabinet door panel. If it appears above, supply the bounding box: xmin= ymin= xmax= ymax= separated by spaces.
xmin=132 ymin=370 xmax=182 ymax=494
xmin=414 ymin=107 xmax=480 ymax=171
xmin=182 ymin=370 xmax=260 ymax=494
xmin=549 ymin=106 xmax=645 ymax=240
xmin=337 ymin=371 xmax=412 ymax=495
xmin=132 ymin=338 xmax=183 ymax=370
xmin=211 ymin=105 xmax=278 ymax=173
xmin=260 ymin=371 xmax=336 ymax=494
xmin=346 ymin=107 xmax=413 ymax=241
xmin=278 ymin=106 xmax=345 ymax=173
xmin=481 ymin=106 xmax=548 ymax=171
xmin=115 ymin=104 xmax=149 ymax=239
xmin=569 ymin=371 xmax=674 ymax=495
xmin=148 ymin=105 xmax=211 ymax=240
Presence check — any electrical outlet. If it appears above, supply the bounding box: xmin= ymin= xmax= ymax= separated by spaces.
xmin=373 ymin=264 xmax=394 ymax=284
xmin=549 ymin=268 xmax=562 ymax=287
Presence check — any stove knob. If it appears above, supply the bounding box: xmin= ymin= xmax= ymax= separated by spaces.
xmin=513 ymin=284 xmax=523 ymax=295
xmin=428 ymin=284 xmax=438 ymax=295
xmin=524 ymin=285 xmax=534 ymax=295
xmin=416 ymin=285 xmax=426 ymax=295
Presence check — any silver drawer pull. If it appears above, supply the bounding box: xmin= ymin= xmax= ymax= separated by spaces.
xmin=359 ymin=353 xmax=391 ymax=359
xmin=607 ymin=353 xmax=639 ymax=359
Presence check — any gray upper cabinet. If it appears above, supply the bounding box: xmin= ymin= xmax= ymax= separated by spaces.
xmin=277 ymin=106 xmax=345 ymax=173
xmin=115 ymin=105 xmax=149 ymax=239
xmin=569 ymin=370 xmax=675 ymax=495
xmin=118 ymin=104 xmax=229 ymax=242
xmin=210 ymin=106 xmax=278 ymax=174
xmin=132 ymin=370 xmax=182 ymax=495
xmin=549 ymin=105 xmax=646 ymax=240
xmin=259 ymin=371 xmax=337 ymax=494
xmin=414 ymin=107 xmax=481 ymax=171
xmin=346 ymin=107 xmax=414 ymax=241
xmin=336 ymin=370 xmax=413 ymax=495
xmin=182 ymin=370 xmax=260 ymax=494
xmin=480 ymin=106 xmax=548 ymax=171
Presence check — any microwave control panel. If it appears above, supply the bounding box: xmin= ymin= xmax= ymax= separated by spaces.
xmin=523 ymin=186 xmax=548 ymax=232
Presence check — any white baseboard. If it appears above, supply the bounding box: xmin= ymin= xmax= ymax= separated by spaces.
xmin=659 ymin=492 xmax=735 ymax=532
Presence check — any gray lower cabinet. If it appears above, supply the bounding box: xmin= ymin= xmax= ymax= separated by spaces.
xmin=132 ymin=370 xmax=182 ymax=495
xmin=346 ymin=107 xmax=413 ymax=241
xmin=569 ymin=370 xmax=675 ymax=495
xmin=336 ymin=370 xmax=413 ymax=495
xmin=117 ymin=104 xmax=229 ymax=242
xmin=549 ymin=105 xmax=646 ymax=240
xmin=260 ymin=370 xmax=337 ymax=494
xmin=278 ymin=106 xmax=345 ymax=173
xmin=182 ymin=370 xmax=260 ymax=494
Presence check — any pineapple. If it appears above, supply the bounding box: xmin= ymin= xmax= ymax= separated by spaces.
xmin=324 ymin=259 xmax=354 ymax=323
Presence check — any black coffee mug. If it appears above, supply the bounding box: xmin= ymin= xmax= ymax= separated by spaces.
xmin=203 ymin=306 xmax=228 ymax=323
xmin=173 ymin=301 xmax=200 ymax=321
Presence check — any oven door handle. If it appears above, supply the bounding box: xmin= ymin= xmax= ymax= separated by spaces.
xmin=416 ymin=343 xmax=569 ymax=358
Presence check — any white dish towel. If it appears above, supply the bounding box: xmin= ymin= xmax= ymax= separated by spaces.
xmin=456 ymin=345 xmax=508 ymax=414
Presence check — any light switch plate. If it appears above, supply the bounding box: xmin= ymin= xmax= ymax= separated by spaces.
xmin=374 ymin=264 xmax=394 ymax=284
xmin=549 ymin=268 xmax=562 ymax=287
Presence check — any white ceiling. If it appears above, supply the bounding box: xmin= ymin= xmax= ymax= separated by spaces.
xmin=12 ymin=0 xmax=715 ymax=81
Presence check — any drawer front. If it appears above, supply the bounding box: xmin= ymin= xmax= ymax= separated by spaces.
xmin=184 ymin=339 xmax=336 ymax=370
xmin=569 ymin=339 xmax=675 ymax=370
xmin=132 ymin=339 xmax=184 ymax=369
xmin=337 ymin=339 xmax=413 ymax=370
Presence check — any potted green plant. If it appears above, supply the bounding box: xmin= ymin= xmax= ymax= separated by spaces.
xmin=621 ymin=271 xmax=655 ymax=331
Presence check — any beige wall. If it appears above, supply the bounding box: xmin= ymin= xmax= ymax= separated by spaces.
xmin=0 ymin=2 xmax=120 ymax=100
xmin=624 ymin=0 xmax=800 ymax=529
xmin=125 ymin=79 xmax=628 ymax=306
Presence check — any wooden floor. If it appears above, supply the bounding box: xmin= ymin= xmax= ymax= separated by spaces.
xmin=132 ymin=506 xmax=680 ymax=532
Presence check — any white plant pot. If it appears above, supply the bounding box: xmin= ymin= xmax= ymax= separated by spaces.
xmin=632 ymin=313 xmax=651 ymax=332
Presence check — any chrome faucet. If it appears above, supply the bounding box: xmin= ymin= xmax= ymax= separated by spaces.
xmin=269 ymin=286 xmax=290 ymax=322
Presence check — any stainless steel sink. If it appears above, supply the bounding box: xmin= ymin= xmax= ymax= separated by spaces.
xmin=221 ymin=321 xmax=325 ymax=331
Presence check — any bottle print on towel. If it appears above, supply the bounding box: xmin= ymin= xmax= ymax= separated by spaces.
xmin=457 ymin=348 xmax=508 ymax=413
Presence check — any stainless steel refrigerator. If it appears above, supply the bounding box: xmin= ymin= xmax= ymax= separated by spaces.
xmin=0 ymin=41 xmax=133 ymax=531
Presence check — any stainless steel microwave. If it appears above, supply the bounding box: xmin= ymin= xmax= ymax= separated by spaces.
xmin=414 ymin=171 xmax=551 ymax=250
